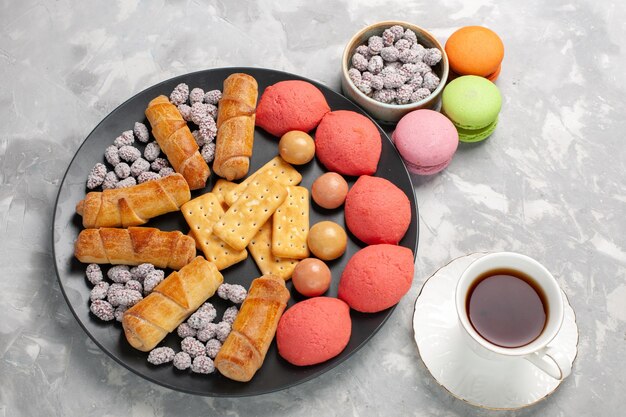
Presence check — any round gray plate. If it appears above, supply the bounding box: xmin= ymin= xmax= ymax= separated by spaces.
xmin=52 ymin=67 xmax=419 ymax=396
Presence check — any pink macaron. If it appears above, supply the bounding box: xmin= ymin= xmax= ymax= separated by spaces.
xmin=392 ymin=110 xmax=459 ymax=175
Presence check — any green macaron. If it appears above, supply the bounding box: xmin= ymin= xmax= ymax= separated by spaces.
xmin=441 ymin=75 xmax=502 ymax=143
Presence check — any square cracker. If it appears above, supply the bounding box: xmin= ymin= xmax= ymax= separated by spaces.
xmin=272 ymin=186 xmax=309 ymax=259
xmin=212 ymin=179 xmax=237 ymax=210
xmin=181 ymin=193 xmax=247 ymax=270
xmin=224 ymin=156 xmax=301 ymax=206
xmin=213 ymin=173 xmax=288 ymax=251
xmin=248 ymin=219 xmax=299 ymax=280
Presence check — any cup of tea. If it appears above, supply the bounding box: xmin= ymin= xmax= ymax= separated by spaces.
xmin=455 ymin=252 xmax=571 ymax=380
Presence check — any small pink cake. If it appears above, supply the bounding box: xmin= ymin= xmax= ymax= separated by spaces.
xmin=256 ymin=80 xmax=330 ymax=137
xmin=338 ymin=244 xmax=414 ymax=313
xmin=392 ymin=109 xmax=458 ymax=175
xmin=314 ymin=110 xmax=381 ymax=176
xmin=277 ymin=297 xmax=351 ymax=366
xmin=344 ymin=175 xmax=411 ymax=245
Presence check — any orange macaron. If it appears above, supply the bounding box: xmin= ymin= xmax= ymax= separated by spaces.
xmin=445 ymin=26 xmax=504 ymax=81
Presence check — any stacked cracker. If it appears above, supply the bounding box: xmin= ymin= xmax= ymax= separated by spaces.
xmin=182 ymin=156 xmax=309 ymax=280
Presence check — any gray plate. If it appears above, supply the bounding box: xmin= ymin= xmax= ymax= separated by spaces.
xmin=52 ymin=67 xmax=419 ymax=396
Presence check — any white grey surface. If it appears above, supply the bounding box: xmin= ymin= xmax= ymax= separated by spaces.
xmin=1 ymin=0 xmax=625 ymax=416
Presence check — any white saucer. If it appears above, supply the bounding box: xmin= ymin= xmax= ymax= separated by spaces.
xmin=413 ymin=253 xmax=579 ymax=410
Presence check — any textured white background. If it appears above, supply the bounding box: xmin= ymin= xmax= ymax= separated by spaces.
xmin=1 ymin=0 xmax=625 ymax=416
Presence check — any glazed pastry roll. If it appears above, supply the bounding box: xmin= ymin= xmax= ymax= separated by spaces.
xmin=74 ymin=227 xmax=196 ymax=270
xmin=213 ymin=73 xmax=259 ymax=181
xmin=76 ymin=173 xmax=190 ymax=228
xmin=145 ymin=96 xmax=211 ymax=189
xmin=215 ymin=274 xmax=290 ymax=382
xmin=123 ymin=257 xmax=223 ymax=351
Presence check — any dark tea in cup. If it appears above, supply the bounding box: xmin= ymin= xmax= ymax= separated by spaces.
xmin=466 ymin=268 xmax=547 ymax=348
xmin=456 ymin=253 xmax=570 ymax=379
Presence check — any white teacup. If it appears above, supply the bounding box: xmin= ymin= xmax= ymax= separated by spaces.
xmin=455 ymin=252 xmax=571 ymax=380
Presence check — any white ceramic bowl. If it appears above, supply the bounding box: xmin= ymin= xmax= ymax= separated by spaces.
xmin=341 ymin=21 xmax=449 ymax=124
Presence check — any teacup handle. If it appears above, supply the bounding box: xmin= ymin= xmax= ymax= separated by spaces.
xmin=523 ymin=345 xmax=571 ymax=380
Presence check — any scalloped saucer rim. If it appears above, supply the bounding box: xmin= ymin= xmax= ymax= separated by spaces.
xmin=412 ymin=253 xmax=579 ymax=410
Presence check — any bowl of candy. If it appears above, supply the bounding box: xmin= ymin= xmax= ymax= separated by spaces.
xmin=341 ymin=21 xmax=449 ymax=124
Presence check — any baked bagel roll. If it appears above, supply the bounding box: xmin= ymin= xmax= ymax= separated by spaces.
xmin=213 ymin=73 xmax=259 ymax=181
